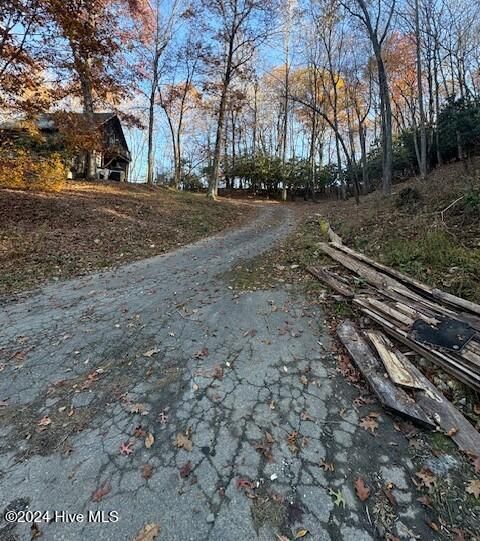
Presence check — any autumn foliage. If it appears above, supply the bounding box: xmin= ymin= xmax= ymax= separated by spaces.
xmin=0 ymin=146 xmax=66 ymax=191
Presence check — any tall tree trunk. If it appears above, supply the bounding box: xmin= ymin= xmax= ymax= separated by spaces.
xmin=415 ymin=0 xmax=427 ymax=180
xmin=359 ymin=122 xmax=369 ymax=193
xmin=377 ymin=54 xmax=393 ymax=194
xmin=208 ymin=83 xmax=229 ymax=199
xmin=146 ymin=50 xmax=160 ymax=186
xmin=77 ymin=57 xmax=96 ymax=180
xmin=354 ymin=0 xmax=394 ymax=194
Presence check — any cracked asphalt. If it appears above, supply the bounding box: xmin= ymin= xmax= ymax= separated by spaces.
xmin=0 ymin=204 xmax=434 ymax=540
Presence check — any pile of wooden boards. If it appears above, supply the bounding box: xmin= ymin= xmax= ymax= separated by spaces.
xmin=307 ymin=229 xmax=480 ymax=454
xmin=309 ymin=241 xmax=480 ymax=391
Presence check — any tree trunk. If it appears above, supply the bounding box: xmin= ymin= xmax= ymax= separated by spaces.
xmin=415 ymin=0 xmax=427 ymax=180
xmin=146 ymin=49 xmax=160 ymax=186
xmin=208 ymin=83 xmax=228 ymax=199
xmin=377 ymin=54 xmax=393 ymax=195
xmin=78 ymin=63 xmax=96 ymax=180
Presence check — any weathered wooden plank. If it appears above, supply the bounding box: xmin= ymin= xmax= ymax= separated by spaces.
xmin=328 ymin=226 xmax=343 ymax=245
xmin=367 ymin=331 xmax=480 ymax=454
xmin=336 ymin=321 xmax=434 ymax=428
xmin=319 ymin=242 xmax=405 ymax=292
xmin=307 ymin=266 xmax=354 ymax=298
xmin=355 ymin=300 xmax=480 ymax=391
xmin=365 ymin=298 xmax=414 ymax=327
xmin=367 ymin=331 xmax=425 ymax=389
xmin=331 ymin=241 xmax=480 ymax=317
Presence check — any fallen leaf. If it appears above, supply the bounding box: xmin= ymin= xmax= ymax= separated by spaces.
xmin=133 ymin=522 xmax=160 ymax=541
xmin=37 ymin=416 xmax=51 ymax=431
xmin=300 ymin=410 xmax=314 ymax=422
xmin=359 ymin=416 xmax=378 ymax=434
xmin=158 ymin=410 xmax=169 ymax=425
xmin=145 ymin=432 xmax=155 ymax=449
xmin=143 ymin=348 xmax=161 ymax=358
xmin=120 ymin=441 xmax=134 ymax=456
xmin=175 ymin=433 xmax=193 ymax=452
xmin=194 ymin=347 xmax=209 ymax=359
xmin=353 ymin=394 xmax=375 ymax=407
xmin=354 ymin=477 xmax=370 ymax=502
xmin=328 ymin=488 xmax=346 ymax=508
xmin=428 ymin=521 xmax=440 ymax=532
xmin=446 ymin=427 xmax=458 ymax=437
xmin=255 ymin=433 xmax=274 ymax=462
xmin=319 ymin=459 xmax=335 ymax=472
xmin=133 ymin=425 xmax=146 ymax=438
xmin=91 ymin=482 xmax=111 ymax=502
xmin=466 ymin=479 xmax=480 ymax=499
xmin=415 ymin=467 xmax=436 ymax=490
xmin=179 ymin=461 xmax=193 ymax=478
xmin=236 ymin=478 xmax=256 ymax=491
xmin=294 ymin=529 xmax=309 ymax=539
xmin=141 ymin=464 xmax=154 ymax=479
xmin=299 ymin=375 xmax=308 ymax=386
xmin=211 ymin=365 xmax=224 ymax=380
xmin=127 ymin=403 xmax=148 ymax=415
xmin=287 ymin=431 xmax=299 ymax=454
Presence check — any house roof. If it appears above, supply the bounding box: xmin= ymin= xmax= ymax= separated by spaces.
xmin=36 ymin=112 xmax=117 ymax=131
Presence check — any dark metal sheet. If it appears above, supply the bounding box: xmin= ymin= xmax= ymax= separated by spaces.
xmin=409 ymin=317 xmax=476 ymax=352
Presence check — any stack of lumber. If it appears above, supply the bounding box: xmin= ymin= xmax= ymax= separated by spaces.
xmin=309 ymin=240 xmax=480 ymax=392
xmin=307 ymin=227 xmax=480 ymax=454
xmin=337 ymin=321 xmax=480 ymax=454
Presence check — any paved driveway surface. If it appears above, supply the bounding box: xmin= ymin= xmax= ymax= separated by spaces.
xmin=0 ymin=205 xmax=432 ymax=540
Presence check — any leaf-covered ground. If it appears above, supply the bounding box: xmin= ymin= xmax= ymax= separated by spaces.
xmin=318 ymin=159 xmax=480 ymax=303
xmin=0 ymin=181 xmax=254 ymax=296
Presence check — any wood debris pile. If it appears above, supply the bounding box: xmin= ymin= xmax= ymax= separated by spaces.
xmin=308 ymin=227 xmax=480 ymax=455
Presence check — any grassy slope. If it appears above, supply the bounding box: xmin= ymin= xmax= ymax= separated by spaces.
xmin=0 ymin=181 xmax=254 ymax=295
xmin=319 ymin=159 xmax=480 ymax=303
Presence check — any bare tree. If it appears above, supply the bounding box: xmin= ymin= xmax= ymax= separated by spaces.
xmin=343 ymin=0 xmax=396 ymax=195
xmin=203 ymin=0 xmax=273 ymax=199
xmin=143 ymin=0 xmax=180 ymax=186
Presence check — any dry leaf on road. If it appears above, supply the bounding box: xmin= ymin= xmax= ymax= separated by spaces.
xmin=91 ymin=482 xmax=111 ymax=502
xmin=359 ymin=416 xmax=378 ymax=434
xmin=141 ymin=464 xmax=154 ymax=479
xmin=133 ymin=523 xmax=160 ymax=541
xmin=415 ymin=467 xmax=436 ymax=490
xmin=319 ymin=459 xmax=335 ymax=472
xmin=354 ymin=477 xmax=370 ymax=502
xmin=294 ymin=528 xmax=309 ymax=539
xmin=175 ymin=433 xmax=193 ymax=451
xmin=145 ymin=432 xmax=154 ymax=449
xmin=287 ymin=431 xmax=299 ymax=454
xmin=120 ymin=441 xmax=134 ymax=456
xmin=179 ymin=461 xmax=193 ymax=478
